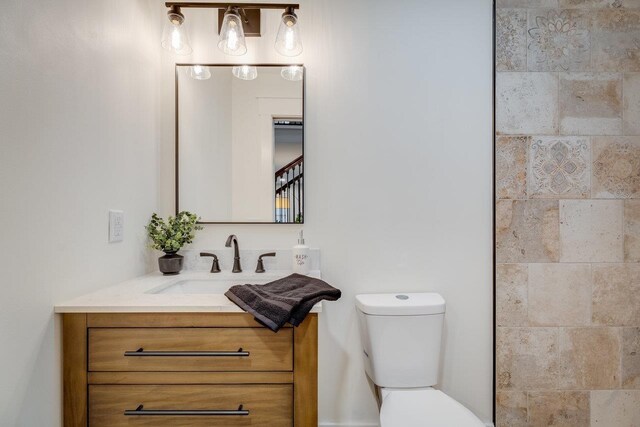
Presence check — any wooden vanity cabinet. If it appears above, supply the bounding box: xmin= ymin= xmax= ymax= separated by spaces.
xmin=63 ymin=313 xmax=318 ymax=427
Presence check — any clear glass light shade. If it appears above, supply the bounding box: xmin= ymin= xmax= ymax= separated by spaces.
xmin=161 ymin=15 xmax=192 ymax=55
xmin=232 ymin=65 xmax=258 ymax=80
xmin=275 ymin=13 xmax=303 ymax=57
xmin=281 ymin=65 xmax=303 ymax=81
xmin=188 ymin=65 xmax=211 ymax=80
xmin=218 ymin=10 xmax=247 ymax=56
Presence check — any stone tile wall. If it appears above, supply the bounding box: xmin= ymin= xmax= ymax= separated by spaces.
xmin=496 ymin=1 xmax=640 ymax=425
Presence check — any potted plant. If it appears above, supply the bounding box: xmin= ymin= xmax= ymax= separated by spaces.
xmin=146 ymin=211 xmax=203 ymax=275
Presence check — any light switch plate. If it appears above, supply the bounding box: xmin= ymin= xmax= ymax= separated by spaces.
xmin=109 ymin=210 xmax=124 ymax=243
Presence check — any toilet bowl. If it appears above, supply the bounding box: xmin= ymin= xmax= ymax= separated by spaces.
xmin=355 ymin=293 xmax=484 ymax=427
xmin=379 ymin=388 xmax=485 ymax=427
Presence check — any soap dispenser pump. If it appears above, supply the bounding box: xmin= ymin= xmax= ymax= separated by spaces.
xmin=292 ymin=230 xmax=310 ymax=275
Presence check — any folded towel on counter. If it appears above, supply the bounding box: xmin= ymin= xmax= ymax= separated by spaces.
xmin=225 ymin=273 xmax=341 ymax=332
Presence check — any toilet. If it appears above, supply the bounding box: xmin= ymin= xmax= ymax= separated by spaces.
xmin=355 ymin=293 xmax=484 ymax=427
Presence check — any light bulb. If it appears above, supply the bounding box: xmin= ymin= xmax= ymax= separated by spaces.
xmin=226 ymin=22 xmax=238 ymax=50
xmin=218 ymin=7 xmax=247 ymax=56
xmin=188 ymin=65 xmax=211 ymax=80
xmin=275 ymin=8 xmax=302 ymax=57
xmin=232 ymin=65 xmax=258 ymax=81
xmin=285 ymin=27 xmax=295 ymax=51
xmin=170 ymin=27 xmax=183 ymax=50
xmin=161 ymin=7 xmax=192 ymax=55
xmin=281 ymin=65 xmax=303 ymax=81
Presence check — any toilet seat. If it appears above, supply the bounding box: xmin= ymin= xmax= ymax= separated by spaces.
xmin=380 ymin=388 xmax=485 ymax=427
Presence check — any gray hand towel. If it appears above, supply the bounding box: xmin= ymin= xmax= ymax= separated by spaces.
xmin=224 ymin=273 xmax=341 ymax=332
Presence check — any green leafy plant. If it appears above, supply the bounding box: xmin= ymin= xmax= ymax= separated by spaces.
xmin=145 ymin=211 xmax=203 ymax=253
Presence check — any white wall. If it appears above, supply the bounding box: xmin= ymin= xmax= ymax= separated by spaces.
xmin=0 ymin=1 xmax=160 ymax=425
xmin=160 ymin=0 xmax=494 ymax=424
xmin=178 ymin=68 xmax=233 ymax=219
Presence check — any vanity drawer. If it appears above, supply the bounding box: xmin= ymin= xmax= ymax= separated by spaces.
xmin=88 ymin=328 xmax=293 ymax=372
xmin=89 ymin=384 xmax=293 ymax=426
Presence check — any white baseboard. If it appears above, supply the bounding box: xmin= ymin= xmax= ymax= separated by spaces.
xmin=319 ymin=422 xmax=494 ymax=427
xmin=319 ymin=424 xmax=378 ymax=427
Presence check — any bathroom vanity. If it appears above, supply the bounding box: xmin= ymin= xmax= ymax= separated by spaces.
xmin=55 ymin=57 xmax=313 ymax=425
xmin=56 ymin=271 xmax=320 ymax=427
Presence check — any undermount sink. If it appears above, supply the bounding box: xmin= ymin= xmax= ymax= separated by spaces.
xmin=150 ymin=280 xmax=235 ymax=295
xmin=148 ymin=275 xmax=279 ymax=295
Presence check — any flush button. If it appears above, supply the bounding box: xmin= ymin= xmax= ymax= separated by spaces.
xmin=395 ymin=295 xmax=409 ymax=300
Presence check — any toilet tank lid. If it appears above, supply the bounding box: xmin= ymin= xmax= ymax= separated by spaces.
xmin=355 ymin=293 xmax=445 ymax=316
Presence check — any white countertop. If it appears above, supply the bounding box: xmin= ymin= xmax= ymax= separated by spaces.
xmin=54 ymin=270 xmax=323 ymax=313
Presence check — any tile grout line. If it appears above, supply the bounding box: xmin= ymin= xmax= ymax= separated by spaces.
xmin=618 ymin=326 xmax=623 ymax=390
xmin=586 ymin=268 xmax=599 ymax=420
xmin=554 ymin=325 xmax=560 ymax=394
xmin=525 ymin=263 xmax=530 ymax=327
xmin=622 ymin=72 xmax=625 ymax=137
xmin=622 ymin=198 xmax=626 ymax=262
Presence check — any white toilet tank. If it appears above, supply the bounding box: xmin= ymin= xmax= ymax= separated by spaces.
xmin=355 ymin=293 xmax=446 ymax=388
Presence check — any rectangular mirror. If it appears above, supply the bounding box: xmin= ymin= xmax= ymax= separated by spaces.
xmin=176 ymin=64 xmax=304 ymax=224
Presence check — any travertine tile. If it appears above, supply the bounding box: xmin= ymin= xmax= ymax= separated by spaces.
xmin=529 ymin=136 xmax=590 ymax=198
xmin=592 ymin=137 xmax=640 ymax=198
xmin=528 ymin=264 xmax=591 ymax=326
xmin=497 ymin=327 xmax=559 ymax=390
xmin=528 ymin=391 xmax=589 ymax=427
xmin=496 ymin=391 xmax=528 ymax=427
xmin=591 ymin=390 xmax=640 ymax=426
xmin=497 ymin=136 xmax=528 ymax=199
xmin=497 ymin=264 xmax=528 ymax=327
xmin=559 ymin=200 xmax=623 ymax=262
xmin=561 ymin=0 xmax=640 ymax=6
xmin=497 ymin=9 xmax=527 ymax=72
xmin=527 ymin=10 xmax=590 ymax=71
xmin=499 ymin=0 xmax=559 ymax=7
xmin=559 ymin=73 xmax=622 ymax=135
xmin=622 ymin=327 xmax=640 ymax=388
xmin=497 ymin=200 xmax=560 ymax=263
xmin=559 ymin=327 xmax=621 ymax=389
xmin=623 ymin=73 xmax=640 ymax=135
xmin=593 ymin=264 xmax=640 ymax=325
xmin=626 ymin=200 xmax=640 ymax=261
xmin=592 ymin=10 xmax=640 ymax=71
xmin=497 ymin=73 xmax=559 ymax=135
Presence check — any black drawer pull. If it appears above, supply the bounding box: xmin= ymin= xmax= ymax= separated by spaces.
xmin=124 ymin=404 xmax=249 ymax=416
xmin=124 ymin=347 xmax=250 ymax=357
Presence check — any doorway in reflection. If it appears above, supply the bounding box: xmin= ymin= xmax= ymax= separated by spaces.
xmin=274 ymin=119 xmax=303 ymax=223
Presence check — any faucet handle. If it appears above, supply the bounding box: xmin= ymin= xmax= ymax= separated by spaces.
xmin=200 ymin=252 xmax=221 ymax=273
xmin=255 ymin=252 xmax=276 ymax=273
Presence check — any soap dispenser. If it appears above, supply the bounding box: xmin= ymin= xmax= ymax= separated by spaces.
xmin=292 ymin=230 xmax=310 ymax=275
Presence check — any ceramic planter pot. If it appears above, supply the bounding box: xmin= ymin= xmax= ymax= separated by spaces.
xmin=158 ymin=251 xmax=184 ymax=275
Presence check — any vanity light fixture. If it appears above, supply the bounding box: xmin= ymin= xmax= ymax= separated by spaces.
xmin=275 ymin=7 xmax=303 ymax=57
xmin=281 ymin=65 xmax=303 ymax=81
xmin=232 ymin=65 xmax=258 ymax=80
xmin=188 ymin=65 xmax=212 ymax=80
xmin=163 ymin=3 xmax=301 ymax=57
xmin=161 ymin=5 xmax=193 ymax=55
xmin=218 ymin=7 xmax=247 ymax=56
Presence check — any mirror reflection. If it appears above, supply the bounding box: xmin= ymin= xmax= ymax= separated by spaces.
xmin=177 ymin=65 xmax=304 ymax=223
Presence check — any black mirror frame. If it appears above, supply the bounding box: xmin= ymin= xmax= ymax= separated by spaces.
xmin=174 ymin=63 xmax=305 ymax=224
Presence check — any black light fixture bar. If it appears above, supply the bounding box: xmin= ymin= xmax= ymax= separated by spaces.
xmin=165 ymin=2 xmax=299 ymax=10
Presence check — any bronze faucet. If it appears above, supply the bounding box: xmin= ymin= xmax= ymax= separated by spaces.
xmin=199 ymin=252 xmax=221 ymax=273
xmin=255 ymin=252 xmax=276 ymax=273
xmin=225 ymin=234 xmax=242 ymax=273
